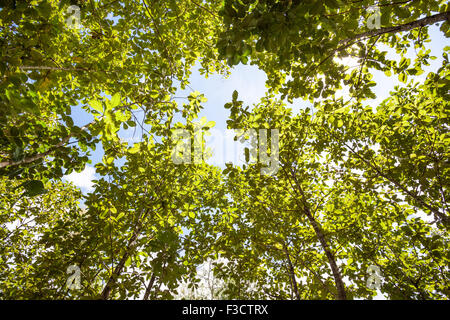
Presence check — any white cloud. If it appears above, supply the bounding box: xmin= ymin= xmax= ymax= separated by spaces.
xmin=64 ymin=165 xmax=96 ymax=191
xmin=334 ymin=56 xmax=359 ymax=70
xmin=374 ymin=290 xmax=388 ymax=300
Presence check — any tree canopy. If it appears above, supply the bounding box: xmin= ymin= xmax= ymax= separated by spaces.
xmin=0 ymin=0 xmax=449 ymax=300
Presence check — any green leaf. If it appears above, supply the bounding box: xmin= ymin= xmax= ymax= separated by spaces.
xmin=128 ymin=143 xmax=140 ymax=154
xmin=90 ymin=100 xmax=103 ymax=113
xmin=232 ymin=90 xmax=238 ymax=101
xmin=110 ymin=93 xmax=121 ymax=108
xmin=22 ymin=180 xmax=47 ymax=197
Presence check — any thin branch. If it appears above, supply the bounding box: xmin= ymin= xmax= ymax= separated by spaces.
xmin=188 ymin=0 xmax=218 ymax=18
xmin=0 ymin=120 xmax=95 ymax=169
xmin=19 ymin=65 xmax=90 ymax=72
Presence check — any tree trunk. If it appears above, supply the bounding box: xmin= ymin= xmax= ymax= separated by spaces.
xmin=344 ymin=141 xmax=449 ymax=226
xmin=303 ymin=206 xmax=347 ymax=300
xmin=143 ymin=273 xmax=156 ymax=300
xmin=282 ymin=242 xmax=301 ymax=300
xmin=284 ymin=166 xmax=347 ymax=300
xmin=100 ymin=208 xmax=149 ymax=300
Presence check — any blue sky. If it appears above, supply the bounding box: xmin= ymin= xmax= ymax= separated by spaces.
xmin=63 ymin=24 xmax=448 ymax=194
xmin=60 ymin=21 xmax=448 ymax=301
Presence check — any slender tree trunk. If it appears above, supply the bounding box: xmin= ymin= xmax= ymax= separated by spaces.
xmin=303 ymin=206 xmax=347 ymax=300
xmin=143 ymin=273 xmax=156 ymax=300
xmin=343 ymin=141 xmax=449 ymax=225
xmin=299 ymin=259 xmax=337 ymax=299
xmin=283 ymin=166 xmax=347 ymax=300
xmin=100 ymin=208 xmax=149 ymax=300
xmin=282 ymin=242 xmax=301 ymax=300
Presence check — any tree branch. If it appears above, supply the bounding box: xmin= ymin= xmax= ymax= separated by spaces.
xmin=339 ymin=11 xmax=450 ymax=46
xmin=101 ymin=207 xmax=151 ymax=300
xmin=0 ymin=120 xmax=95 ymax=169
xmin=282 ymin=241 xmax=301 ymax=300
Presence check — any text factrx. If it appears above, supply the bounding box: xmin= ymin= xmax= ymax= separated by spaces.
xmin=226 ymin=304 xmax=269 ymax=315
xmin=182 ymin=304 xmax=269 ymax=317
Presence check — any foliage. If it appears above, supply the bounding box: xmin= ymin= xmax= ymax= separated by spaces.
xmin=217 ymin=0 xmax=449 ymax=101
xmin=0 ymin=0 xmax=448 ymax=300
